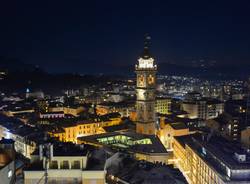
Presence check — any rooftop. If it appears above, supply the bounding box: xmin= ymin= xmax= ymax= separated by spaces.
xmin=0 ymin=114 xmax=57 ymax=144
xmin=32 ymin=142 xmax=89 ymax=157
xmin=86 ymin=149 xmax=106 ymax=170
xmin=106 ymin=153 xmax=187 ymax=184
xmin=212 ymin=113 xmax=238 ymax=126
xmin=53 ymin=143 xmax=89 ymax=156
xmin=156 ymin=97 xmax=171 ymax=100
xmin=175 ymin=133 xmax=250 ymax=181
xmin=98 ymin=101 xmax=135 ymax=108
xmin=169 ymin=122 xmax=188 ymax=130
xmin=102 ymin=119 xmax=135 ymax=132
xmin=183 ymin=97 xmax=223 ymax=105
xmin=78 ymin=131 xmax=167 ymax=155
xmin=0 ymin=138 xmax=14 ymax=144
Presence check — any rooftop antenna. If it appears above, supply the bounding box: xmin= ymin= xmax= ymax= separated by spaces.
xmin=39 ymin=143 xmax=53 ymax=184
xmin=37 ymin=132 xmax=53 ymax=184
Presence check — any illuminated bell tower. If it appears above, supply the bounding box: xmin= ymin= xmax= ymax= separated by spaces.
xmin=135 ymin=35 xmax=157 ymax=135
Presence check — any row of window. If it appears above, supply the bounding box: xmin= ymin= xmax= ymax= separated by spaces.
xmin=49 ymin=160 xmax=81 ymax=169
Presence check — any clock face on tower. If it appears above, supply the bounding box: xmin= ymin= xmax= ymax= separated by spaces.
xmin=148 ymin=74 xmax=155 ymax=85
xmin=138 ymin=75 xmax=144 ymax=86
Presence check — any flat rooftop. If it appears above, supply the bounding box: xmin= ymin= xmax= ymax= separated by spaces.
xmin=169 ymin=122 xmax=188 ymax=130
xmin=175 ymin=133 xmax=250 ymax=181
xmin=106 ymin=153 xmax=187 ymax=184
xmin=98 ymin=101 xmax=135 ymax=108
xmin=32 ymin=142 xmax=89 ymax=157
xmin=176 ymin=134 xmax=250 ymax=169
xmin=102 ymin=119 xmax=135 ymax=132
xmin=183 ymin=97 xmax=223 ymax=105
xmin=78 ymin=131 xmax=167 ymax=155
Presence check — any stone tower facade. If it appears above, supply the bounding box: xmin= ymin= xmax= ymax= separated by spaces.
xmin=135 ymin=35 xmax=157 ymax=135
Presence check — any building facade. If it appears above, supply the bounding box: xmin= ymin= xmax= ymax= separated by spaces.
xmin=155 ymin=97 xmax=171 ymax=115
xmin=182 ymin=98 xmax=224 ymax=120
xmin=241 ymin=127 xmax=250 ymax=149
xmin=96 ymin=101 xmax=135 ymax=117
xmin=50 ymin=114 xmax=122 ymax=143
xmin=24 ymin=144 xmax=106 ymax=184
xmin=0 ymin=138 xmax=16 ymax=184
xmin=48 ymin=106 xmax=85 ymax=117
xmin=173 ymin=134 xmax=250 ymax=184
xmin=159 ymin=122 xmax=190 ymax=151
xmin=206 ymin=113 xmax=240 ymax=141
xmin=0 ymin=124 xmax=36 ymax=159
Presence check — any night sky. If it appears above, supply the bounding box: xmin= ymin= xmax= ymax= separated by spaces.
xmin=1 ymin=1 xmax=250 ymax=73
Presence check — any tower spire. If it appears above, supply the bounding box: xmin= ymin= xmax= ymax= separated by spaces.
xmin=144 ymin=34 xmax=151 ymax=49
xmin=141 ymin=34 xmax=152 ymax=59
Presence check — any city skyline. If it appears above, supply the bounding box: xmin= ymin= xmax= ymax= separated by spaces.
xmin=1 ymin=1 xmax=250 ymax=73
xmin=1 ymin=2 xmax=250 ymax=183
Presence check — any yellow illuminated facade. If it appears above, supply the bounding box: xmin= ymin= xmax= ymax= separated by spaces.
xmin=173 ymin=136 xmax=230 ymax=184
xmin=96 ymin=103 xmax=135 ymax=117
xmin=49 ymin=106 xmax=84 ymax=117
xmin=134 ymin=152 xmax=168 ymax=164
xmin=155 ymin=98 xmax=171 ymax=115
xmin=50 ymin=117 xmax=122 ymax=143
xmin=95 ymin=106 xmax=109 ymax=115
xmin=186 ymin=144 xmax=227 ymax=184
xmin=159 ymin=123 xmax=190 ymax=151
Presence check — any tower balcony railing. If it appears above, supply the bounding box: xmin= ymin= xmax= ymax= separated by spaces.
xmin=135 ymin=64 xmax=157 ymax=71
